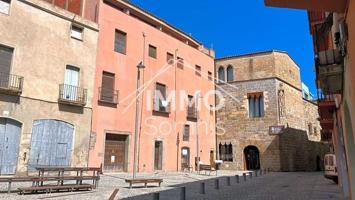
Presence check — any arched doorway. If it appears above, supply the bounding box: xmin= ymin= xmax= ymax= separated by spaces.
xmin=244 ymin=146 xmax=260 ymax=170
xmin=0 ymin=118 xmax=22 ymax=175
xmin=28 ymin=119 xmax=74 ymax=169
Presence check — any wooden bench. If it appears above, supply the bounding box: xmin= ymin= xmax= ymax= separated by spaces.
xmin=198 ymin=164 xmax=217 ymax=176
xmin=0 ymin=175 xmax=100 ymax=193
xmin=125 ymin=179 xmax=163 ymax=189
xmin=18 ymin=184 xmax=94 ymax=195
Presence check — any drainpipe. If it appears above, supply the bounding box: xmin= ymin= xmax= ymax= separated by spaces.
xmin=174 ymin=49 xmax=179 ymax=171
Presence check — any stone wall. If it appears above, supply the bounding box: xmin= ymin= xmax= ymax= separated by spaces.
xmin=216 ymin=78 xmax=281 ymax=171
xmin=215 ymin=51 xmax=325 ymax=172
xmin=279 ymin=128 xmax=328 ymax=172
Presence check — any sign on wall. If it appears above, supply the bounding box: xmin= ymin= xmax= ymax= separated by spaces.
xmin=269 ymin=126 xmax=285 ymax=135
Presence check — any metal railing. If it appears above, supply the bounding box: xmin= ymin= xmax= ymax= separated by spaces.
xmin=59 ymin=84 xmax=87 ymax=106
xmin=99 ymin=87 xmax=119 ymax=104
xmin=0 ymin=72 xmax=23 ymax=94
xmin=153 ymin=98 xmax=171 ymax=113
xmin=187 ymin=106 xmax=198 ymax=119
xmin=317 ymin=90 xmax=336 ymax=102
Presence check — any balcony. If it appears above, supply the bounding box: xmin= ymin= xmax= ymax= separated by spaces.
xmin=316 ymin=49 xmax=343 ymax=95
xmin=187 ymin=106 xmax=198 ymax=121
xmin=0 ymin=72 xmax=23 ymax=95
xmin=153 ymin=98 xmax=171 ymax=114
xmin=58 ymin=84 xmax=87 ymax=106
xmin=317 ymin=92 xmax=336 ymax=131
xmin=98 ymin=87 xmax=119 ymax=104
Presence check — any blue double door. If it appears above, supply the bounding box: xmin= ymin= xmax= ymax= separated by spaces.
xmin=0 ymin=118 xmax=22 ymax=175
xmin=29 ymin=119 xmax=74 ymax=168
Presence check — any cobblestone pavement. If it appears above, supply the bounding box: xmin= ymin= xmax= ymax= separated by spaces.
xmin=0 ymin=171 xmax=344 ymax=200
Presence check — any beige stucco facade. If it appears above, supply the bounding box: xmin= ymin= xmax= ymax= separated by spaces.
xmin=0 ymin=0 xmax=98 ymax=175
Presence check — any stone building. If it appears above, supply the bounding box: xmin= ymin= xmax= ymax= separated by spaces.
xmin=0 ymin=0 xmax=98 ymax=175
xmin=215 ymin=50 xmax=328 ymax=172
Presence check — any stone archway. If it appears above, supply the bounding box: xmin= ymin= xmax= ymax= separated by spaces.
xmin=244 ymin=145 xmax=260 ymax=170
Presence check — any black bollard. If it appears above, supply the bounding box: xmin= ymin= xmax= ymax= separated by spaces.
xmin=153 ymin=192 xmax=160 ymax=200
xmin=180 ymin=187 xmax=186 ymax=200
xmin=260 ymin=169 xmax=263 ymax=176
xmin=236 ymin=175 xmax=240 ymax=183
xmin=227 ymin=177 xmax=231 ymax=186
xmin=243 ymin=173 xmax=247 ymax=181
xmin=215 ymin=179 xmax=220 ymax=190
xmin=249 ymin=171 xmax=253 ymax=179
xmin=200 ymin=182 xmax=205 ymax=194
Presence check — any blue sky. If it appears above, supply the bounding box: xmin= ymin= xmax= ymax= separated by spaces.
xmin=131 ymin=0 xmax=317 ymax=94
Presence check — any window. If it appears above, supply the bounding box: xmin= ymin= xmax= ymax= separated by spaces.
xmin=314 ymin=127 xmax=317 ymax=135
xmin=219 ymin=142 xmax=233 ymax=162
xmin=210 ymin=105 xmax=213 ymax=115
xmin=0 ymin=0 xmax=11 ymax=15
xmin=154 ymin=83 xmax=169 ymax=113
xmin=248 ymin=93 xmax=264 ymax=118
xmin=218 ymin=66 xmax=225 ymax=82
xmin=177 ymin=57 xmax=184 ymax=69
xmin=100 ymin=72 xmax=116 ymax=103
xmin=167 ymin=52 xmax=174 ymax=64
xmin=208 ymin=71 xmax=213 ymax=81
xmin=49 ymin=0 xmax=82 ymax=15
xmin=183 ymin=125 xmax=190 ymax=141
xmin=114 ymin=30 xmax=127 ymax=54
xmin=0 ymin=45 xmax=13 ymax=74
xmin=308 ymin=123 xmax=313 ymax=135
xmin=227 ymin=65 xmax=234 ymax=82
xmin=187 ymin=95 xmax=197 ymax=119
xmin=67 ymin=0 xmax=82 ymax=15
xmin=149 ymin=45 xmax=157 ymax=58
xmin=195 ymin=65 xmax=201 ymax=76
xmin=70 ymin=24 xmax=83 ymax=40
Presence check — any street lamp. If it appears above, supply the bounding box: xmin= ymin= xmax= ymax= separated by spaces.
xmin=133 ymin=61 xmax=145 ymax=179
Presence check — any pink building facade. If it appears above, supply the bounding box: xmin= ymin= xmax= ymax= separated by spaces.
xmin=89 ymin=0 xmax=216 ymax=173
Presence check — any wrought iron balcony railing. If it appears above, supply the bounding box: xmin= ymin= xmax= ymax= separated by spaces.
xmin=58 ymin=84 xmax=87 ymax=106
xmin=187 ymin=106 xmax=198 ymax=119
xmin=153 ymin=98 xmax=171 ymax=113
xmin=99 ymin=87 xmax=119 ymax=104
xmin=0 ymin=72 xmax=23 ymax=95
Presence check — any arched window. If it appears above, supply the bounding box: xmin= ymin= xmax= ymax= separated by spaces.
xmin=227 ymin=65 xmax=234 ymax=82
xmin=218 ymin=66 xmax=225 ymax=82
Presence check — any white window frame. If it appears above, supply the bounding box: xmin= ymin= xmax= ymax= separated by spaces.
xmin=70 ymin=24 xmax=84 ymax=41
xmin=0 ymin=0 xmax=11 ymax=15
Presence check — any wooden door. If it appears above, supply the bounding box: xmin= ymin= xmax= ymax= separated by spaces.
xmin=181 ymin=147 xmax=190 ymax=170
xmin=154 ymin=141 xmax=163 ymax=170
xmin=29 ymin=120 xmax=74 ymax=169
xmin=0 ymin=118 xmax=21 ymax=175
xmin=244 ymin=146 xmax=260 ymax=170
xmin=104 ymin=134 xmax=126 ymax=171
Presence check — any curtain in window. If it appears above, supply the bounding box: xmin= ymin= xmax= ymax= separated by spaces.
xmin=259 ymin=96 xmax=264 ymax=117
xmin=248 ymin=96 xmax=254 ymax=118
